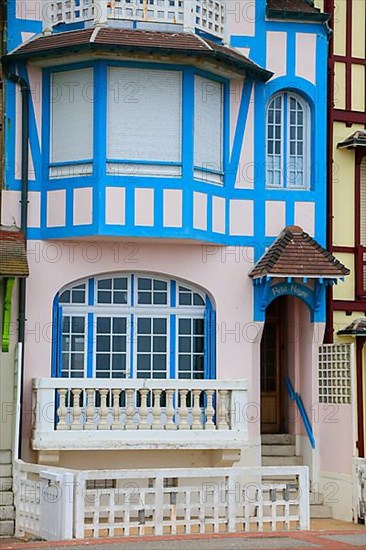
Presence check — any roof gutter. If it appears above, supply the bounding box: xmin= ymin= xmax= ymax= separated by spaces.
xmin=2 ymin=61 xmax=29 ymax=460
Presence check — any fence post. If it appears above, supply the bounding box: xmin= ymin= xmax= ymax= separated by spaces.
xmin=298 ymin=466 xmax=310 ymax=530
xmin=74 ymin=471 xmax=86 ymax=539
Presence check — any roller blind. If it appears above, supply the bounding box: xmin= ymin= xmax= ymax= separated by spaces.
xmin=194 ymin=75 xmax=223 ymax=171
xmin=361 ymin=158 xmax=366 ymax=246
xmin=51 ymin=68 xmax=93 ymax=163
xmin=107 ymin=67 xmax=182 ymax=162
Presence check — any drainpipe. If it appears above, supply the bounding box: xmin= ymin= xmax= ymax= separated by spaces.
xmin=2 ymin=62 xmax=29 ymax=459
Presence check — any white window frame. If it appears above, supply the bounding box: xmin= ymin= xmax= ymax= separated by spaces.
xmin=55 ymin=274 xmax=207 ymax=380
xmin=266 ymin=91 xmax=311 ymax=190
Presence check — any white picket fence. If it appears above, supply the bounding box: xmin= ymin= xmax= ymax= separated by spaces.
xmin=14 ymin=460 xmax=310 ymax=540
xmin=353 ymin=458 xmax=366 ymax=523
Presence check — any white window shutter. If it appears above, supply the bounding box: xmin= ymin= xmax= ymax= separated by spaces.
xmin=51 ymin=68 xmax=94 ymax=163
xmin=107 ymin=68 xmax=182 ymax=162
xmin=361 ymin=158 xmax=366 ymax=246
xmin=194 ymin=75 xmax=223 ymax=171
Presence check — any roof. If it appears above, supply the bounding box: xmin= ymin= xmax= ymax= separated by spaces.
xmin=266 ymin=0 xmax=329 ymax=21
xmin=0 ymin=227 xmax=29 ymax=277
xmin=337 ymin=131 xmax=366 ymax=149
xmin=249 ymin=226 xmax=350 ymax=279
xmin=3 ymin=28 xmax=272 ymax=81
xmin=338 ymin=318 xmax=366 ymax=337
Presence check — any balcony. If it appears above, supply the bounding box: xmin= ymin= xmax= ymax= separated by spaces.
xmin=32 ymin=378 xmax=249 ymax=451
xmin=45 ymin=0 xmax=226 ymax=41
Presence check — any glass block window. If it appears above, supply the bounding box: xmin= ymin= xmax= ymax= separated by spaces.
xmin=318 ymin=344 xmax=353 ymax=404
xmin=266 ymin=92 xmax=310 ymax=190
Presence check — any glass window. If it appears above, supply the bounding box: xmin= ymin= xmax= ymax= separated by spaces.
xmin=55 ymin=274 xmax=211 ymax=380
xmin=136 ymin=317 xmax=168 ymax=379
xmin=178 ymin=318 xmax=205 ymax=379
xmin=266 ymin=92 xmax=310 ymax=190
xmin=61 ymin=315 xmax=86 ymax=378
xmin=95 ymin=317 xmax=127 ymax=378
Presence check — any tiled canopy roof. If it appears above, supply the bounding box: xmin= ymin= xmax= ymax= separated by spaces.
xmin=266 ymin=0 xmax=329 ymax=20
xmin=249 ymin=226 xmax=350 ymax=279
xmin=4 ymin=28 xmax=272 ymax=81
xmin=338 ymin=318 xmax=366 ymax=336
xmin=0 ymin=227 xmax=29 ymax=277
xmin=337 ymin=131 xmax=366 ymax=149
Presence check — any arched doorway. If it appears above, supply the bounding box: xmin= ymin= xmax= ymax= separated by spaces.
xmin=260 ymin=296 xmax=288 ymax=434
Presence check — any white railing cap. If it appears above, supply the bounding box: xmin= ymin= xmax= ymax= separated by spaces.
xmin=32 ymin=377 xmax=248 ymax=391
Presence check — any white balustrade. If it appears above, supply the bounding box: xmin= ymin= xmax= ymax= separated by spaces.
xmin=32 ymin=377 xmax=249 ymax=451
xmin=43 ymin=0 xmax=226 ymax=40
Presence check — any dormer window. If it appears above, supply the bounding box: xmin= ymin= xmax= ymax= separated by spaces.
xmin=266 ymin=92 xmax=310 ymax=190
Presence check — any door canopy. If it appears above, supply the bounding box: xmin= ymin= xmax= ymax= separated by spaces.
xmin=250 ymin=226 xmax=350 ymax=322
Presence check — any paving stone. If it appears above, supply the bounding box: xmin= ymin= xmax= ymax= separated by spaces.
xmin=320 ymin=533 xmax=366 ymax=546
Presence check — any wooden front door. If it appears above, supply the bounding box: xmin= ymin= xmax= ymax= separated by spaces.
xmin=260 ymin=299 xmax=285 ymax=433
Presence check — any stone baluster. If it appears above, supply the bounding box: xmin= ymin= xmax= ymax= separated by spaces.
xmin=178 ymin=389 xmax=190 ymax=430
xmin=71 ymin=388 xmax=82 ymax=430
xmin=204 ymin=390 xmax=215 ymax=430
xmin=56 ymin=388 xmax=69 ymax=430
xmin=98 ymin=389 xmax=110 ymax=430
xmin=139 ymin=389 xmax=150 ymax=430
xmin=112 ymin=389 xmax=122 ymax=430
xmin=152 ymin=389 xmax=163 ymax=429
xmin=192 ymin=389 xmax=203 ymax=429
xmin=165 ymin=389 xmax=176 ymax=430
xmin=218 ymin=390 xmax=230 ymax=430
xmin=85 ymin=388 xmax=96 ymax=430
xmin=125 ymin=388 xmax=136 ymax=430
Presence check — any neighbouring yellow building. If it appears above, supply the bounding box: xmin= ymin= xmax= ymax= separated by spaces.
xmin=324 ymin=0 xmax=366 ymax=523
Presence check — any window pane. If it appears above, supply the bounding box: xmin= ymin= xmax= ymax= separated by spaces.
xmin=178 ymin=316 xmax=205 ymax=379
xmin=61 ymin=316 xmax=85 ymax=378
xmin=95 ymin=316 xmax=128 ymax=378
xmin=136 ymin=317 xmax=168 ymax=379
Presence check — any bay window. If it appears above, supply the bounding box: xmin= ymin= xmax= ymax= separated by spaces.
xmin=48 ymin=64 xmax=225 ymax=183
xmin=54 ymin=274 xmax=215 ymax=380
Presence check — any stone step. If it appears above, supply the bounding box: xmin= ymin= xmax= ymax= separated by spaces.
xmin=0 ymin=506 xmax=15 ymax=521
xmin=0 ymin=520 xmax=14 ymax=537
xmin=261 ymin=445 xmax=296 ymax=457
xmin=0 ymin=465 xmax=12 ymax=478
xmin=262 ymin=455 xmax=303 ymax=467
xmin=0 ymin=492 xmax=13 ymax=507
xmin=261 ymin=434 xmax=295 ymax=446
xmin=0 ymin=451 xmax=11 ymax=465
xmin=310 ymin=503 xmax=333 ymax=519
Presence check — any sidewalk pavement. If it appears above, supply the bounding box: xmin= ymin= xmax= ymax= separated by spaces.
xmin=1 ymin=523 xmax=365 ymax=550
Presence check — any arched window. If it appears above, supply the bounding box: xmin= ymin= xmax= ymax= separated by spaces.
xmin=266 ymin=92 xmax=310 ymax=189
xmin=53 ymin=274 xmax=216 ymax=380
